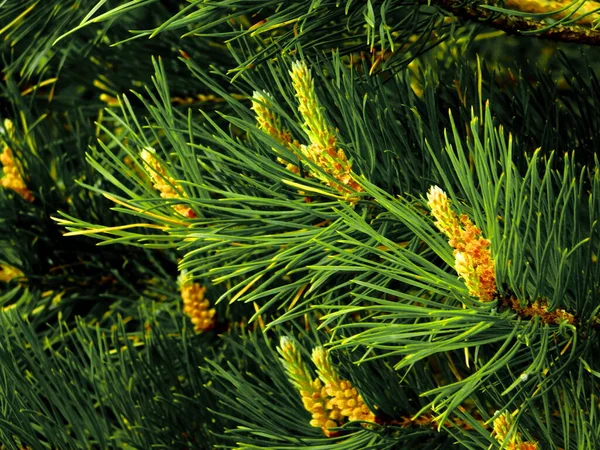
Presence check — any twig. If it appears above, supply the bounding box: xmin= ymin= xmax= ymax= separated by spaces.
xmin=433 ymin=0 xmax=600 ymax=46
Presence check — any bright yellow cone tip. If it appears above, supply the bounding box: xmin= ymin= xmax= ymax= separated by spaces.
xmin=492 ymin=411 xmax=539 ymax=450
xmin=289 ymin=61 xmax=331 ymax=149
xmin=427 ymin=185 xmax=497 ymax=301
xmin=311 ymin=346 xmax=375 ymax=424
xmin=251 ymin=91 xmax=300 ymax=174
xmin=278 ymin=337 xmax=340 ymax=436
xmin=180 ymin=281 xmax=216 ymax=332
xmin=140 ymin=148 xmax=196 ymax=218
xmin=288 ymin=61 xmax=363 ymax=200
xmin=251 ymin=91 xmax=294 ymax=149
xmin=1 ymin=120 xmax=34 ymax=202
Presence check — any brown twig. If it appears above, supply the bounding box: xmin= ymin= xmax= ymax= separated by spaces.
xmin=432 ymin=0 xmax=600 ymax=46
xmin=500 ymin=295 xmax=577 ymax=325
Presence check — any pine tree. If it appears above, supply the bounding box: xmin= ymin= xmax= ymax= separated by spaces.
xmin=2 ymin=1 xmax=600 ymax=449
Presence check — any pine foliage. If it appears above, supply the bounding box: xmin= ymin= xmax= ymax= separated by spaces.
xmin=3 ymin=1 xmax=600 ymax=449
